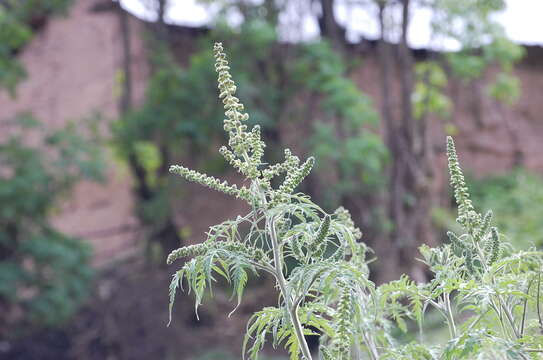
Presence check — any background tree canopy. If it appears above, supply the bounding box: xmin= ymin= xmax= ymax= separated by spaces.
xmin=0 ymin=115 xmax=104 ymax=337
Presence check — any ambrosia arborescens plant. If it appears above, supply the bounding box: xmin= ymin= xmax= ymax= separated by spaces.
xmin=166 ymin=43 xmax=543 ymax=359
xmin=167 ymin=42 xmax=372 ymax=360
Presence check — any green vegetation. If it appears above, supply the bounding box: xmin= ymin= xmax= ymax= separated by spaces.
xmin=112 ymin=44 xmax=222 ymax=256
xmin=193 ymin=349 xmax=286 ymax=360
xmin=0 ymin=0 xmax=73 ymax=94
xmin=166 ymin=43 xmax=543 ymax=359
xmin=0 ymin=115 xmax=104 ymax=336
xmin=470 ymin=170 xmax=543 ymax=250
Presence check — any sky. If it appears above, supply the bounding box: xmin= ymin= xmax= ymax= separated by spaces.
xmin=120 ymin=0 xmax=543 ymax=50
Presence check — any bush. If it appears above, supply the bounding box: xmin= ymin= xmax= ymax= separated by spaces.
xmin=0 ymin=115 xmax=104 ymax=337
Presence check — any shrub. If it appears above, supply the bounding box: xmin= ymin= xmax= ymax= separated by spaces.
xmin=166 ymin=43 xmax=543 ymax=359
xmin=0 ymin=115 xmax=104 ymax=337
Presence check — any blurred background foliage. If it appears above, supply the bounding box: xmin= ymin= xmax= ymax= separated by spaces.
xmin=0 ymin=0 xmax=73 ymax=94
xmin=0 ymin=115 xmax=104 ymax=337
xmin=469 ymin=170 xmax=543 ymax=250
xmin=432 ymin=170 xmax=543 ymax=253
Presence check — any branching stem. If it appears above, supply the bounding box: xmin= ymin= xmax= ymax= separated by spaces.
xmin=268 ymin=214 xmax=313 ymax=360
xmin=444 ymin=292 xmax=457 ymax=338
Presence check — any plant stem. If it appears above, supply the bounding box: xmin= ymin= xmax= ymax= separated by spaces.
xmin=496 ymin=293 xmax=521 ymax=339
xmin=537 ymin=268 xmax=543 ymax=331
xmin=444 ymin=292 xmax=457 ymax=338
xmin=475 ymin=242 xmax=520 ymax=339
xmin=268 ymin=214 xmax=313 ymax=360
xmin=360 ymin=330 xmax=379 ymax=360
xmin=467 ymin=311 xmax=487 ymax=332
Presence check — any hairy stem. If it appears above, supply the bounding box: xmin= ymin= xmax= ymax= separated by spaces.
xmin=537 ymin=269 xmax=543 ymax=331
xmin=268 ymin=214 xmax=313 ymax=360
xmin=444 ymin=292 xmax=457 ymax=338
xmin=360 ymin=330 xmax=379 ymax=360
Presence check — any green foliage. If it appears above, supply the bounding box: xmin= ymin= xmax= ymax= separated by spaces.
xmin=167 ymin=43 xmax=377 ymax=360
xmin=488 ymin=72 xmax=521 ymax=105
xmin=112 ymin=22 xmax=284 ymax=253
xmin=409 ymin=138 xmax=543 ymax=357
xmin=164 ymin=43 xmax=543 ymax=359
xmin=436 ymin=0 xmax=524 ymax=100
xmin=0 ymin=115 xmax=104 ymax=335
xmin=112 ymin=45 xmax=223 ymax=156
xmin=0 ymin=0 xmax=73 ymax=94
xmin=469 ymin=170 xmax=543 ymax=250
xmin=297 ymin=41 xmax=387 ymax=205
xmin=431 ymin=0 xmax=505 ymax=44
xmin=413 ymin=61 xmax=451 ymax=119
xmin=414 ymin=0 xmax=524 ymax=121
xmin=111 ymin=45 xmax=224 ymax=253
xmin=0 ymin=9 xmax=31 ymax=94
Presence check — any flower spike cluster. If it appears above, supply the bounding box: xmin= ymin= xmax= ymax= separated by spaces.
xmin=446 ymin=136 xmax=503 ymax=273
xmin=169 ymin=165 xmax=251 ymax=201
xmin=167 ymin=241 xmax=269 ymax=265
xmin=446 ymin=136 xmax=480 ymax=229
xmin=169 ymin=42 xmax=315 ymax=207
xmin=334 ymin=207 xmax=362 ymax=240
xmin=214 ymin=42 xmax=264 ymax=180
xmin=167 ymin=43 xmax=347 ymax=360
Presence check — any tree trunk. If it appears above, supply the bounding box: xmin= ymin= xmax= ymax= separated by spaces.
xmin=375 ymin=0 xmax=433 ymax=283
xmin=497 ymin=102 xmax=524 ymax=168
xmin=375 ymin=2 xmax=402 ymax=282
xmin=118 ymin=6 xmax=132 ymax=113
xmin=318 ymin=0 xmax=346 ymax=51
xmin=396 ymin=0 xmax=432 ymax=282
xmin=154 ymin=0 xmax=168 ymax=43
xmin=117 ymin=4 xmax=182 ymax=256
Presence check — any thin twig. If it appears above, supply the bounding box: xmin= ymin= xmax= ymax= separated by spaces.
xmin=537 ymin=268 xmax=543 ymax=332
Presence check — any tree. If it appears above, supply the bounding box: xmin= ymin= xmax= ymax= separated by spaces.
xmin=317 ymin=0 xmax=346 ymax=51
xmin=306 ymin=0 xmax=523 ymax=280
xmin=0 ymin=115 xmax=104 ymax=337
xmin=0 ymin=0 xmax=105 ymax=336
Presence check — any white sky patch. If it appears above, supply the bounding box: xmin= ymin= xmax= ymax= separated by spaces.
xmin=165 ymin=1 xmax=210 ymax=26
xmin=120 ymin=0 xmax=543 ymax=49
xmin=493 ymin=0 xmax=543 ymax=46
